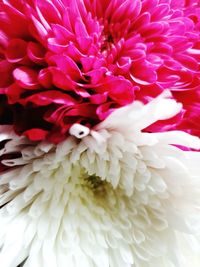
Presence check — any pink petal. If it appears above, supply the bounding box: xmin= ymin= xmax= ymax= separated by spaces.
xmin=13 ymin=67 xmax=40 ymax=89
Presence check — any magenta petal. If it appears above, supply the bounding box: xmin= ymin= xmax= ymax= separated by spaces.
xmin=132 ymin=12 xmax=151 ymax=30
xmin=151 ymin=4 xmax=170 ymax=20
xmin=112 ymin=0 xmax=140 ymax=22
xmin=116 ymin=57 xmax=132 ymax=72
xmin=90 ymin=92 xmax=108 ymax=104
xmin=35 ymin=0 xmax=62 ymax=24
xmin=168 ymin=20 xmax=186 ymax=35
xmin=76 ymin=37 xmax=93 ymax=53
xmin=51 ymin=55 xmax=81 ymax=79
xmin=47 ymin=37 xmax=68 ymax=53
xmin=51 ymin=23 xmax=74 ymax=42
xmin=75 ymin=18 xmax=89 ymax=38
xmin=125 ymin=49 xmax=146 ymax=61
xmin=131 ymin=61 xmax=158 ymax=84
xmin=65 ymin=43 xmax=84 ymax=61
xmin=142 ymin=0 xmax=159 ymax=13
xmin=49 ymin=67 xmax=75 ymax=90
xmin=107 ymin=79 xmax=135 ymax=105
xmin=135 ymin=84 xmax=163 ymax=103
xmin=96 ymin=102 xmax=115 ymax=120
xmin=86 ymin=68 xmax=107 ymax=84
xmin=164 ymin=59 xmax=183 ymax=71
xmin=151 ymin=43 xmax=173 ymax=54
xmin=74 ymin=87 xmax=90 ymax=98
xmin=13 ymin=67 xmax=40 ymax=89
xmin=80 ymin=56 xmax=95 ymax=72
xmin=140 ymin=22 xmax=165 ymax=37
xmin=175 ymin=54 xmax=199 ymax=71
xmin=168 ymin=36 xmax=192 ymax=52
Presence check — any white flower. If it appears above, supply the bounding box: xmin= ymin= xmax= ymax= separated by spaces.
xmin=0 ymin=93 xmax=200 ymax=267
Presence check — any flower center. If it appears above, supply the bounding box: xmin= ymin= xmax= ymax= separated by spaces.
xmin=100 ymin=19 xmax=117 ymax=55
xmin=85 ymin=175 xmax=107 ymax=197
xmin=101 ymin=31 xmax=114 ymax=53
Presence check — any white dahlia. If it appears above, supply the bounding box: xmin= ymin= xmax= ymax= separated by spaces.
xmin=0 ymin=93 xmax=200 ymax=267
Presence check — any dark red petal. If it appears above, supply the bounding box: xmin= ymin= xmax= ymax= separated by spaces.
xmin=27 ymin=42 xmax=46 ymax=64
xmin=0 ymin=60 xmax=13 ymax=87
xmin=38 ymin=68 xmax=52 ymax=88
xmin=6 ymin=39 xmax=27 ymax=63
xmin=6 ymin=83 xmax=24 ymax=104
xmin=23 ymin=128 xmax=48 ymax=141
xmin=21 ymin=90 xmax=77 ymax=106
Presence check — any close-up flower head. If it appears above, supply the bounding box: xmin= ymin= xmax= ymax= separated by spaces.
xmin=0 ymin=0 xmax=200 ymax=267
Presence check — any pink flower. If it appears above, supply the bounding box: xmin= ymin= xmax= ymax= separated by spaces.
xmin=0 ymin=0 xmax=200 ymax=142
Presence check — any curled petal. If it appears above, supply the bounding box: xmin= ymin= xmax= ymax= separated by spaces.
xmin=27 ymin=42 xmax=46 ymax=64
xmin=13 ymin=67 xmax=40 ymax=89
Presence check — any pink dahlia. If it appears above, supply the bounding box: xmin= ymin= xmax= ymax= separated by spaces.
xmin=0 ymin=0 xmax=200 ymax=142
